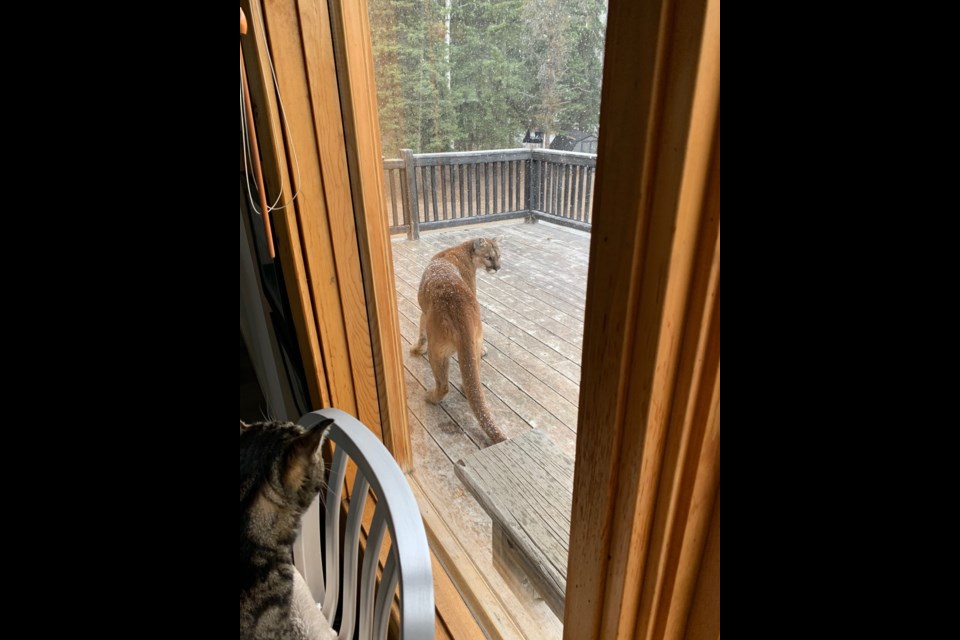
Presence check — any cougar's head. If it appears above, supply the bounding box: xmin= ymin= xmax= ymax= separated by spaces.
xmin=473 ymin=237 xmax=502 ymax=273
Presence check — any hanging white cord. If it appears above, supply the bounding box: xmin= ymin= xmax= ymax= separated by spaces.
xmin=255 ymin=0 xmax=302 ymax=211
xmin=240 ymin=80 xmax=264 ymax=217
xmin=239 ymin=2 xmax=302 ymax=216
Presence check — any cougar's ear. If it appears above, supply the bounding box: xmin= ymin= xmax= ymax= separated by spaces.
xmin=473 ymin=238 xmax=486 ymax=252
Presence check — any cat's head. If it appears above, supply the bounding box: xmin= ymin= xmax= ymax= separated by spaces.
xmin=240 ymin=419 xmax=333 ymax=547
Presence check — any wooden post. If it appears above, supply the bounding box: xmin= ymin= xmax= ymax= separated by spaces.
xmin=401 ymin=149 xmax=420 ymax=240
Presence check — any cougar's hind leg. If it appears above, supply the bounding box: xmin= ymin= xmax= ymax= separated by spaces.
xmin=426 ymin=350 xmax=450 ymax=404
xmin=410 ymin=312 xmax=428 ymax=356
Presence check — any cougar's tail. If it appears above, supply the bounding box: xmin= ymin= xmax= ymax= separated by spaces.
xmin=458 ymin=332 xmax=506 ymax=444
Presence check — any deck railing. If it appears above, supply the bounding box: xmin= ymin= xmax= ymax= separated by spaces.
xmin=383 ymin=148 xmax=596 ymax=239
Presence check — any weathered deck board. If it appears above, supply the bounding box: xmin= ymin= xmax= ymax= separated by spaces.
xmin=407 ymin=411 xmax=565 ymax=638
xmin=455 ymin=430 xmax=575 ymax=620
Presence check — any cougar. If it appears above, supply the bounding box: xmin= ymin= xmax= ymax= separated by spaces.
xmin=411 ymin=237 xmax=507 ymax=444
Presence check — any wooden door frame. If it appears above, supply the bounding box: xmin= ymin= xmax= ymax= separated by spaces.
xmin=565 ymin=0 xmax=720 ymax=637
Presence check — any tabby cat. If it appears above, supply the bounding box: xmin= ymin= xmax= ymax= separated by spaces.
xmin=240 ymin=419 xmax=333 ymax=640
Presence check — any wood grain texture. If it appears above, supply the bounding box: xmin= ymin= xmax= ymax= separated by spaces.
xmin=241 ymin=0 xmax=330 ymax=408
xmin=684 ymin=490 xmax=720 ymax=640
xmin=455 ymin=430 xmax=574 ymax=619
xmin=408 ymin=471 xmax=543 ymax=640
xmin=636 ymin=119 xmax=720 ymax=640
xmin=563 ymin=0 xmax=721 ymax=637
xmin=328 ymin=0 xmax=412 ymax=466
xmin=295 ymin=0 xmax=381 ymax=435
xmin=258 ymin=0 xmax=359 ymax=418
xmin=430 ymin=552 xmax=487 ymax=640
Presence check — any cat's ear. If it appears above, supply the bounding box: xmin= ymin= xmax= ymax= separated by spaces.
xmin=284 ymin=419 xmax=334 ymax=490
xmin=295 ymin=419 xmax=333 ymax=459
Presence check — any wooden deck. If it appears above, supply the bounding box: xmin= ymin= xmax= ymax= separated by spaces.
xmin=392 ymin=220 xmax=588 ymax=637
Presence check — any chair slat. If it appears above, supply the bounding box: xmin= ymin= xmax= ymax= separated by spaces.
xmin=338 ymin=475 xmax=371 ymax=640
xmin=375 ymin=551 xmax=399 ymax=640
xmin=321 ymin=448 xmax=348 ymax=618
xmin=359 ymin=506 xmax=389 ymax=640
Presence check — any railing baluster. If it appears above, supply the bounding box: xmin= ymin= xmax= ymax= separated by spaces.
xmin=585 ymin=167 xmax=594 ymax=224
xmin=468 ymin=163 xmax=474 ymax=218
xmin=578 ymin=165 xmax=587 ymax=221
xmin=418 ymin=166 xmax=428 ymax=223
xmin=555 ymin=162 xmax=562 ymax=217
xmin=474 ymin=163 xmax=480 ymax=216
xmin=525 ymin=159 xmax=533 ymax=213
xmin=492 ymin=163 xmax=497 ymax=214
xmin=489 ymin=162 xmax=496 ymax=214
xmin=501 ymin=161 xmax=507 ymax=213
xmin=440 ymin=165 xmax=448 ymax=221
xmin=540 ymin=158 xmax=546 ymax=212
xmin=543 ymin=161 xmax=550 ymax=214
xmin=516 ymin=161 xmax=522 ymax=211
xmin=451 ymin=163 xmax=459 ymax=219
xmin=553 ymin=162 xmax=559 ymax=215
xmin=387 ymin=169 xmax=398 ymax=228
xmin=430 ymin=165 xmax=440 ymax=222
xmin=569 ymin=165 xmax=577 ymax=221
xmin=483 ymin=163 xmax=490 ymax=216
xmin=490 ymin=162 xmax=496 ymax=215
xmin=458 ymin=164 xmax=465 ymax=219
xmin=418 ymin=166 xmax=427 ymax=223
xmin=571 ymin=165 xmax=579 ymax=221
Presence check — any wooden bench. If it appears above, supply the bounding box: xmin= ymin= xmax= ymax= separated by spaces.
xmin=454 ymin=430 xmax=574 ymax=619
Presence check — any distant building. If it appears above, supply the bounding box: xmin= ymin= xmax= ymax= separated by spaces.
xmin=549 ymin=130 xmax=599 ymax=154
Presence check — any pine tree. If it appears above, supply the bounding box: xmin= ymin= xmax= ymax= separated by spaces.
xmin=556 ymin=0 xmax=606 ymax=136
xmin=368 ymin=0 xmax=608 ymax=155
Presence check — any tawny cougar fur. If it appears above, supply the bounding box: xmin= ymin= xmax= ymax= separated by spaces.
xmin=411 ymin=237 xmax=506 ymax=444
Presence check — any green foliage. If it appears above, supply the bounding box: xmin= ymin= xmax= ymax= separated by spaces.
xmin=369 ymin=0 xmax=607 ymax=157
